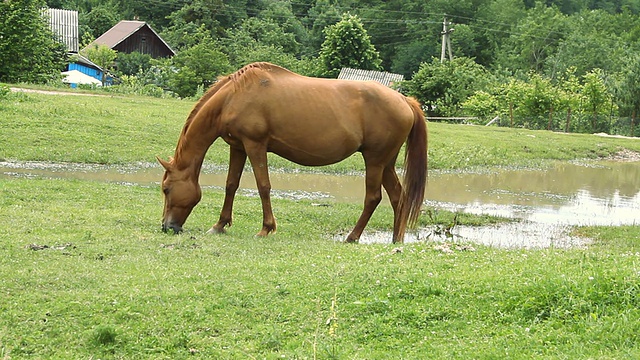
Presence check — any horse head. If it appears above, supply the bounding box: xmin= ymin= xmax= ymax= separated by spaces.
xmin=157 ymin=156 xmax=202 ymax=234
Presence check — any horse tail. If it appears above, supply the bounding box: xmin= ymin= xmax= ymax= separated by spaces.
xmin=396 ymin=96 xmax=428 ymax=242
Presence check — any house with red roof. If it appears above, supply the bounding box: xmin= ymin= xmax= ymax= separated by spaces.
xmin=89 ymin=20 xmax=175 ymax=58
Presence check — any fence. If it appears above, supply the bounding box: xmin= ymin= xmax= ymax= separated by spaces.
xmin=427 ymin=113 xmax=637 ymax=137
xmin=486 ymin=113 xmax=637 ymax=137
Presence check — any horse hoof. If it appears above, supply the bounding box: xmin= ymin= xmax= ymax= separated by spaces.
xmin=255 ymin=230 xmax=274 ymax=237
xmin=207 ymin=226 xmax=226 ymax=235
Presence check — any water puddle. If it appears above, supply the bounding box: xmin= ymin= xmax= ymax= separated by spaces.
xmin=1 ymin=160 xmax=639 ymax=248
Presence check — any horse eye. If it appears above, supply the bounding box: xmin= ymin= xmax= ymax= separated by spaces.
xmin=163 ymin=187 xmax=170 ymax=195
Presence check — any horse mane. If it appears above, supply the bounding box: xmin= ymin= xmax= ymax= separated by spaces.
xmin=174 ymin=62 xmax=290 ymax=162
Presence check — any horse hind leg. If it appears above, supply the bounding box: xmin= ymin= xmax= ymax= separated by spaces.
xmin=345 ymin=164 xmax=384 ymax=243
xmin=208 ymin=147 xmax=247 ymax=234
xmin=381 ymin=162 xmax=404 ymax=243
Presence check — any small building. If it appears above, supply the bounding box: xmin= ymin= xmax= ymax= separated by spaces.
xmin=89 ymin=20 xmax=175 ymax=58
xmin=45 ymin=8 xmax=106 ymax=86
xmin=66 ymin=54 xmax=105 ymax=87
xmin=338 ymin=68 xmax=404 ymax=89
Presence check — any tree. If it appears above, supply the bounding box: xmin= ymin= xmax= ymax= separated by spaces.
xmin=581 ymin=68 xmax=614 ymax=132
xmin=81 ymin=5 xmax=118 ymax=39
xmin=556 ymin=67 xmax=583 ymax=132
xmin=226 ymin=17 xmax=300 ymax=57
xmin=495 ymin=3 xmax=567 ymax=74
xmin=162 ymin=0 xmax=223 ymax=41
xmin=113 ymin=0 xmax=183 ymax=29
xmin=306 ymin=0 xmax=341 ymax=51
xmin=474 ymin=0 xmax=527 ymax=66
xmin=260 ymin=1 xmax=309 ymax=55
xmin=81 ymin=43 xmax=117 ymax=86
xmin=404 ymin=57 xmax=491 ymax=117
xmin=318 ymin=13 xmax=382 ymax=77
xmin=0 ymin=0 xmax=67 ymax=83
xmin=168 ymin=37 xmax=231 ymax=98
xmin=116 ymin=51 xmax=151 ymax=77
xmin=618 ymin=56 xmax=640 ymax=136
xmin=545 ymin=10 xmax=628 ymax=79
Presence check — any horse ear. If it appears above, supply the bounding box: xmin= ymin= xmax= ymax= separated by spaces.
xmin=156 ymin=156 xmax=172 ymax=171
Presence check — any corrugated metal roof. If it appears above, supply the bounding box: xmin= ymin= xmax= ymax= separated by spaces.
xmin=44 ymin=8 xmax=78 ymax=53
xmin=337 ymin=68 xmax=404 ymax=88
xmin=91 ymin=20 xmax=175 ymax=56
xmin=73 ymin=54 xmax=102 ymax=71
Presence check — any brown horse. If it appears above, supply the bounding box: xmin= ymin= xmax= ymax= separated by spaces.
xmin=158 ymin=62 xmax=427 ymax=243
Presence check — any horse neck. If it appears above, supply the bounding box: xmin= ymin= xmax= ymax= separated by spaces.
xmin=173 ymin=105 xmax=221 ymax=180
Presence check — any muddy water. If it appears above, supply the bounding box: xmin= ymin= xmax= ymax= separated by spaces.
xmin=2 ymin=160 xmax=639 ymax=248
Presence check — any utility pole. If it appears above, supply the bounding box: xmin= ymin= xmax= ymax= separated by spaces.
xmin=440 ymin=17 xmax=454 ymax=62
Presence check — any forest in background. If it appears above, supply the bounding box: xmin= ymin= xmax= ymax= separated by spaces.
xmin=1 ymin=0 xmax=640 ymax=135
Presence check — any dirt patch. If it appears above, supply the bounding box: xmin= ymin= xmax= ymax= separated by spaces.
xmin=10 ymin=87 xmax=109 ymax=97
xmin=606 ymin=149 xmax=640 ymax=162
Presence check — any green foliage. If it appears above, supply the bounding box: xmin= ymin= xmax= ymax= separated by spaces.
xmin=81 ymin=43 xmax=117 ymax=85
xmin=0 ymin=83 xmax=10 ymax=98
xmin=495 ymin=3 xmax=568 ymax=74
xmin=0 ymin=0 xmax=68 ymax=83
xmin=104 ymin=74 xmax=167 ymax=97
xmin=318 ymin=13 xmax=382 ymax=77
xmin=165 ymin=0 xmax=223 ymax=37
xmin=461 ymin=90 xmax=500 ymax=121
xmin=461 ymin=68 xmax=629 ymax=133
xmin=582 ymin=68 xmax=615 ymax=132
xmin=405 ymin=57 xmax=492 ymax=117
xmin=259 ymin=0 xmax=309 ymax=55
xmin=306 ymin=0 xmax=342 ymax=50
xmin=224 ymin=17 xmax=301 ymax=64
xmin=168 ymin=37 xmax=231 ymax=98
xmin=4 ymin=0 xmax=640 ymax=130
xmin=546 ymin=9 xmax=630 ymax=78
xmin=617 ymin=55 xmax=640 ymax=121
xmin=81 ymin=4 xmax=118 ymax=38
xmin=116 ymin=51 xmax=152 ymax=77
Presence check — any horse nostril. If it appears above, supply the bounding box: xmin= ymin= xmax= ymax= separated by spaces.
xmin=162 ymin=221 xmax=182 ymax=234
xmin=172 ymin=225 xmax=183 ymax=234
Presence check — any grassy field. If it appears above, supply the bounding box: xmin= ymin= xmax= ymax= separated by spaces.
xmin=1 ymin=89 xmax=640 ymax=359
xmin=2 ymin=88 xmax=640 ymax=170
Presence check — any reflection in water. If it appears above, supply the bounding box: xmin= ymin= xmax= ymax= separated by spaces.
xmin=1 ymin=160 xmax=639 ymax=247
xmin=428 ymin=162 xmax=640 ymax=227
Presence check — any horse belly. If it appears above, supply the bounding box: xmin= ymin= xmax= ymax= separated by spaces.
xmin=267 ymin=117 xmax=362 ymax=166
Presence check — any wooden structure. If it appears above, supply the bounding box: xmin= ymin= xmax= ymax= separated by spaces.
xmin=90 ymin=21 xmax=175 ymax=58
xmin=44 ymin=8 xmax=78 ymax=53
xmin=45 ymin=8 xmax=105 ymax=86
xmin=337 ymin=68 xmax=404 ymax=88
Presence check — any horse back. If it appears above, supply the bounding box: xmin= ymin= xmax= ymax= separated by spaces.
xmin=218 ymin=69 xmax=415 ymax=166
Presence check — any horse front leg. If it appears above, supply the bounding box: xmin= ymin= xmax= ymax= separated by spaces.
xmin=245 ymin=143 xmax=277 ymax=237
xmin=208 ymin=147 xmax=247 ymax=234
xmin=346 ymin=165 xmax=384 ymax=243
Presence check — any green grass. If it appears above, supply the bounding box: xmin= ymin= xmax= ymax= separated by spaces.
xmin=2 ymin=89 xmax=640 ymax=359
xmin=2 ymin=90 xmax=639 ymax=171
xmin=1 ymin=177 xmax=640 ymax=359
